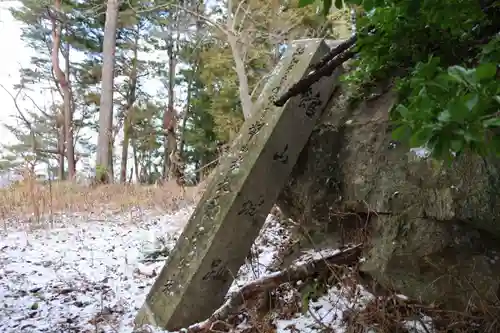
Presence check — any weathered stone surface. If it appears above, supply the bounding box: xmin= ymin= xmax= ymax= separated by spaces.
xmin=278 ymin=88 xmax=500 ymax=309
xmin=135 ymin=39 xmax=342 ymax=331
xmin=361 ymin=214 xmax=500 ymax=308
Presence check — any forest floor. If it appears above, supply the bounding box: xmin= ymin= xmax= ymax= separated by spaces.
xmin=0 ymin=181 xmax=433 ymax=333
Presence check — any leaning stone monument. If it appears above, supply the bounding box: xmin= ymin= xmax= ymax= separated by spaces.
xmin=135 ymin=39 xmax=343 ymax=330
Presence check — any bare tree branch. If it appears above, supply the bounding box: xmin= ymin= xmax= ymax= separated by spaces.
xmin=184 ymin=244 xmax=363 ymax=333
xmin=22 ymin=93 xmax=54 ymax=120
xmin=171 ymin=2 xmax=254 ymax=119
xmin=274 ymin=39 xmax=357 ymax=107
xmin=171 ymin=4 xmax=230 ymax=36
xmin=236 ymin=3 xmax=252 ymax=35
xmin=0 ymin=84 xmax=33 ymax=131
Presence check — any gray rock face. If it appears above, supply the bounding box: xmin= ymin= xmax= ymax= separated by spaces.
xmin=278 ymin=88 xmax=500 ymax=310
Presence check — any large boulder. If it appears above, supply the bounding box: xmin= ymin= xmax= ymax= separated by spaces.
xmin=278 ymin=86 xmax=500 ymax=309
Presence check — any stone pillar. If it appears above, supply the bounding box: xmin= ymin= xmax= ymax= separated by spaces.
xmin=135 ymin=39 xmax=343 ymax=331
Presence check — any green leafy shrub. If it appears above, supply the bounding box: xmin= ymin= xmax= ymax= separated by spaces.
xmin=299 ymin=0 xmax=500 ymax=161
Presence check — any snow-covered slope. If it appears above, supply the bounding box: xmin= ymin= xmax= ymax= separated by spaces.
xmin=0 ymin=207 xmax=429 ymax=333
xmin=0 ymin=208 xmax=297 ymax=333
xmin=0 ymin=209 xmax=192 ymax=332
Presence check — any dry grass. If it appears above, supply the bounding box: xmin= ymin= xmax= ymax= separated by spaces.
xmin=0 ymin=177 xmax=204 ymax=221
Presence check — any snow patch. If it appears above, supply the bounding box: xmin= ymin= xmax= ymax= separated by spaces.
xmin=0 ymin=208 xmax=192 ymax=333
xmin=0 ymin=207 xmax=381 ymax=333
xmin=229 ymin=215 xmax=290 ymax=292
xmin=275 ymin=285 xmax=373 ymax=333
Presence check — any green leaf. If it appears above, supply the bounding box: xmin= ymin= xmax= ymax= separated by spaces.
xmin=465 ymin=94 xmax=479 ymax=111
xmin=429 ymin=138 xmax=453 ymax=165
xmin=475 ymin=63 xmax=497 ymax=81
xmin=409 ymin=127 xmax=433 ymax=147
xmin=407 ymin=0 xmax=421 ymax=15
xmin=392 ymin=125 xmax=411 ymax=141
xmin=448 ymin=66 xmax=476 ymax=86
xmin=437 ymin=110 xmax=451 ymax=123
xmin=395 ymin=104 xmax=409 ymax=117
xmin=334 ymin=0 xmax=343 ymax=9
xmin=483 ymin=117 xmax=500 ymax=128
xmin=489 ymin=135 xmax=500 ymax=157
xmin=448 ymin=99 xmax=470 ymax=123
xmin=481 ymin=36 xmax=500 ymax=55
xmin=494 ymin=96 xmax=500 ymax=105
xmin=300 ymin=284 xmax=315 ymax=313
xmin=298 ymin=0 xmax=315 ymax=7
xmin=450 ymin=139 xmax=463 ymax=152
xmin=462 ymin=128 xmax=481 ymax=143
xmin=323 ymin=0 xmax=333 ymax=15
xmin=363 ymin=0 xmax=375 ymax=11
xmin=301 ymin=296 xmax=310 ymax=313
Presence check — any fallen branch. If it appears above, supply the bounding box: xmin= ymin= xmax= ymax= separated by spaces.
xmin=273 ymin=31 xmax=370 ymax=107
xmin=312 ymin=35 xmax=357 ymax=71
xmin=274 ymin=48 xmax=356 ymax=107
xmin=185 ymin=244 xmax=363 ymax=333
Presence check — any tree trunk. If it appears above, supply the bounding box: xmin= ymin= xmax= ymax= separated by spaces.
xmin=227 ymin=34 xmax=253 ymax=120
xmin=162 ymin=19 xmax=180 ymax=180
xmin=109 ymin=138 xmax=114 ymax=181
xmin=128 ymin=168 xmax=133 ymax=183
xmin=96 ymin=0 xmax=119 ymax=183
xmin=50 ymin=0 xmax=75 ymax=180
xmin=179 ymin=2 xmax=203 ymax=156
xmin=178 ymin=63 xmax=197 ymax=157
xmin=63 ymin=40 xmax=76 ymax=178
xmin=120 ymin=120 xmax=131 ymax=183
xmin=119 ymin=28 xmax=139 ymax=183
xmin=132 ymin=138 xmax=139 ymax=183
xmin=57 ymin=152 xmax=65 ymax=180
xmin=225 ymin=0 xmax=253 ymax=120
xmin=57 ymin=120 xmax=65 ymax=180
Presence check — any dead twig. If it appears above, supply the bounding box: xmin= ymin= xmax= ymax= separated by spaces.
xmin=273 ymin=33 xmax=367 ymax=107
xmin=185 ymin=244 xmax=363 ymax=333
xmin=313 ymin=35 xmax=357 ymax=71
xmin=274 ymin=48 xmax=356 ymax=107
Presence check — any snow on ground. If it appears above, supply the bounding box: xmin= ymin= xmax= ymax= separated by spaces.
xmin=0 ymin=208 xmax=192 ymax=333
xmin=0 ymin=207 xmax=299 ymax=333
xmin=275 ymin=285 xmax=373 ymax=333
xmin=229 ymin=216 xmax=290 ymax=292
xmin=0 ymin=205 xmax=428 ymax=333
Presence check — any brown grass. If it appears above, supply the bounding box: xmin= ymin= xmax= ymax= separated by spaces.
xmin=0 ymin=177 xmax=204 ymax=221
